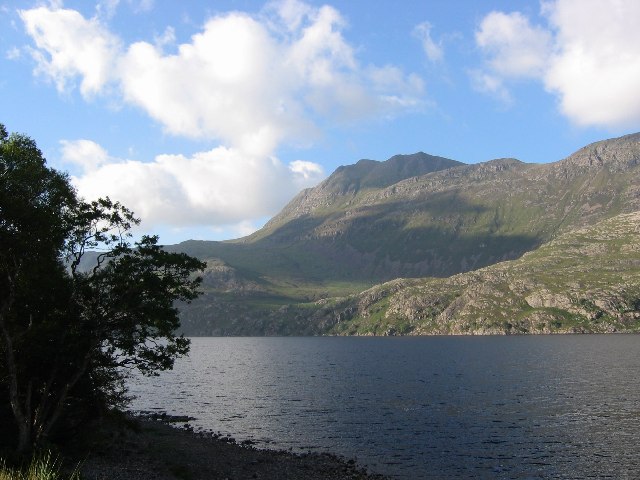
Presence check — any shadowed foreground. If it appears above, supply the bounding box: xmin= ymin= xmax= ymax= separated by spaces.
xmin=80 ymin=417 xmax=388 ymax=480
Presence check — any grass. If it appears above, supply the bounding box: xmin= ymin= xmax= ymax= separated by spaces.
xmin=322 ymin=212 xmax=640 ymax=335
xmin=0 ymin=452 xmax=80 ymax=480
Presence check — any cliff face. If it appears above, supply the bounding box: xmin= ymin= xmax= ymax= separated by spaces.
xmin=173 ymin=133 xmax=640 ymax=336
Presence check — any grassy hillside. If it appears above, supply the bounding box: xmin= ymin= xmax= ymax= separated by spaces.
xmin=174 ymin=133 xmax=640 ymax=335
xmin=320 ymin=211 xmax=640 ymax=335
xmin=177 ymin=133 xmax=640 ymax=280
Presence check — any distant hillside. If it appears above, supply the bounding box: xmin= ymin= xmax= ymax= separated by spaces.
xmin=312 ymin=211 xmax=640 ymax=335
xmin=247 ymin=152 xmax=463 ymax=241
xmin=181 ymin=210 xmax=640 ymax=336
xmin=174 ymin=133 xmax=640 ymax=335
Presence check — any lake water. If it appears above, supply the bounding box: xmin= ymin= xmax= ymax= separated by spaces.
xmin=128 ymin=336 xmax=640 ymax=479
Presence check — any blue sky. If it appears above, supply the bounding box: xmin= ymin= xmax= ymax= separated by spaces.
xmin=2 ymin=0 xmax=639 ymax=244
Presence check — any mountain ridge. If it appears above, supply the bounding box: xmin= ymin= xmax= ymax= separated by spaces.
xmin=242 ymin=151 xmax=463 ymax=243
xmin=172 ymin=132 xmax=640 ymax=335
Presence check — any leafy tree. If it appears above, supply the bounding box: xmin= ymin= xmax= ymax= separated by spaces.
xmin=0 ymin=124 xmax=205 ymax=452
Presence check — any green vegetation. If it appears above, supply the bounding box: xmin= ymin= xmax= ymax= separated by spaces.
xmin=0 ymin=453 xmax=79 ymax=480
xmin=175 ymin=133 xmax=640 ymax=335
xmin=323 ymin=212 xmax=640 ymax=335
xmin=0 ymin=124 xmax=204 ymax=453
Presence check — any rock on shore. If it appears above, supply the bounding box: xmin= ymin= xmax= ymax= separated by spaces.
xmin=79 ymin=416 xmax=388 ymax=480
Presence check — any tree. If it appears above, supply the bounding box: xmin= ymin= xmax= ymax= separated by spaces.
xmin=0 ymin=124 xmax=205 ymax=452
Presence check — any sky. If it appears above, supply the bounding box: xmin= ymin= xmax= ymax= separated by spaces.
xmin=2 ymin=0 xmax=640 ymax=244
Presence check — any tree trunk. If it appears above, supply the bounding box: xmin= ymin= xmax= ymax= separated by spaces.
xmin=0 ymin=297 xmax=32 ymax=453
xmin=16 ymin=420 xmax=32 ymax=454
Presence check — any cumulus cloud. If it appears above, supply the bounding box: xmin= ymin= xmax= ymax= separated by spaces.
xmin=475 ymin=11 xmax=551 ymax=78
xmin=17 ymin=1 xmax=423 ymax=233
xmin=543 ymin=0 xmax=640 ymax=127
xmin=118 ymin=12 xmax=294 ymax=153
xmin=474 ymin=0 xmax=640 ymax=129
xmin=20 ymin=1 xmax=423 ymax=154
xmin=62 ymin=140 xmax=325 ymax=229
xmin=19 ymin=6 xmax=121 ymax=96
xmin=60 ymin=139 xmax=111 ymax=172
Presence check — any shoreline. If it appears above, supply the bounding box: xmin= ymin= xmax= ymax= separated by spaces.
xmin=79 ymin=414 xmax=389 ymax=480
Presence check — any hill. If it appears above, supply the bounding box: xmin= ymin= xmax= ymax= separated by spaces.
xmin=174 ymin=133 xmax=640 ymax=335
xmin=313 ymin=211 xmax=640 ymax=335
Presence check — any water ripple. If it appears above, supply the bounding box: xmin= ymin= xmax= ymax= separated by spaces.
xmin=129 ymin=335 xmax=640 ymax=479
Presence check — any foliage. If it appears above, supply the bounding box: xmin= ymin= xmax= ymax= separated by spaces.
xmin=0 ymin=452 xmax=80 ymax=480
xmin=0 ymin=124 xmax=205 ymax=453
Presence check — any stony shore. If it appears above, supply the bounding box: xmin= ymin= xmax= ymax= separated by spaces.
xmin=78 ymin=415 xmax=389 ymax=480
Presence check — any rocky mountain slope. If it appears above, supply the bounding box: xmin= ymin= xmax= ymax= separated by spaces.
xmin=174 ymin=133 xmax=640 ymax=335
xmin=180 ymin=211 xmax=640 ymax=336
xmin=312 ymin=211 xmax=640 ymax=335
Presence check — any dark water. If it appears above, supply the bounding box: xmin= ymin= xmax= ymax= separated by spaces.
xmin=128 ymin=336 xmax=640 ymax=478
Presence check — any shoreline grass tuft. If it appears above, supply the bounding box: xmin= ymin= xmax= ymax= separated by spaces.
xmin=0 ymin=452 xmax=80 ymax=480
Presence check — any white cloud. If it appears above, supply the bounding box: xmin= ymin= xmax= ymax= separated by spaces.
xmin=95 ymin=0 xmax=120 ymax=20
xmin=19 ymin=6 xmax=121 ymax=96
xmin=60 ymin=139 xmax=111 ymax=172
xmin=413 ymin=22 xmax=443 ymax=63
xmin=543 ymin=0 xmax=640 ymax=128
xmin=475 ymin=11 xmax=551 ymax=78
xmin=154 ymin=26 xmax=175 ymax=48
xmin=475 ymin=0 xmax=640 ymax=129
xmin=18 ymin=1 xmax=423 ymax=233
xmin=118 ymin=12 xmax=300 ymax=155
xmin=266 ymin=0 xmax=313 ymax=32
xmin=20 ymin=1 xmax=423 ymax=154
xmin=289 ymin=159 xmax=324 ymax=189
xmin=289 ymin=159 xmax=323 ymax=179
xmin=214 ymin=220 xmax=264 ymax=238
xmin=468 ymin=69 xmax=512 ymax=105
xmin=63 ymin=140 xmax=324 ymax=229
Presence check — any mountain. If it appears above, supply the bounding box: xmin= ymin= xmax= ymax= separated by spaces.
xmin=248 ymin=152 xmax=464 ymax=241
xmin=174 ymin=133 xmax=640 ymax=335
xmin=313 ymin=211 xmax=640 ymax=335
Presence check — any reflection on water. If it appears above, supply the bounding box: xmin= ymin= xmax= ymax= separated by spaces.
xmin=128 ymin=336 xmax=640 ymax=478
